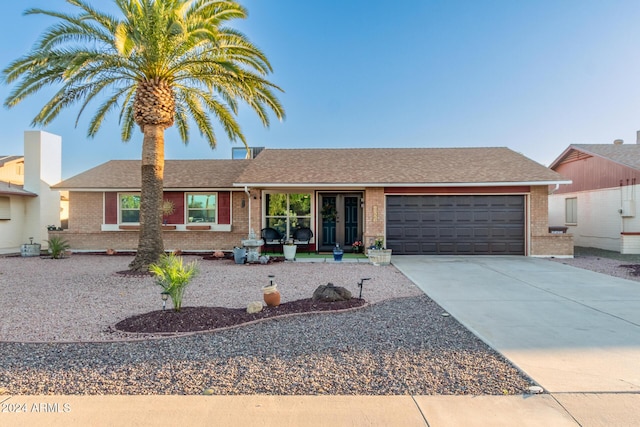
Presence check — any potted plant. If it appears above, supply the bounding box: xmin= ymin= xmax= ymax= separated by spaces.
xmin=351 ymin=240 xmax=363 ymax=253
xmin=283 ymin=239 xmax=297 ymax=261
xmin=368 ymin=236 xmax=392 ymax=266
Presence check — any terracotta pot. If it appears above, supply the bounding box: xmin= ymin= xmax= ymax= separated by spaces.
xmin=262 ymin=284 xmax=281 ymax=307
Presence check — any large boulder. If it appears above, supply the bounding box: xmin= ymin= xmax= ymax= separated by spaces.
xmin=312 ymin=283 xmax=352 ymax=302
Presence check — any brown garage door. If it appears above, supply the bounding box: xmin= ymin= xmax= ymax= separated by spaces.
xmin=386 ymin=195 xmax=525 ymax=255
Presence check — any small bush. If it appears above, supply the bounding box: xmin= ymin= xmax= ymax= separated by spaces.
xmin=46 ymin=236 xmax=70 ymax=259
xmin=149 ymin=253 xmax=198 ymax=312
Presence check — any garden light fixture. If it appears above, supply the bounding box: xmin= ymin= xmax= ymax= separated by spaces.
xmin=161 ymin=291 xmax=169 ymax=311
xmin=358 ymin=278 xmax=371 ymax=299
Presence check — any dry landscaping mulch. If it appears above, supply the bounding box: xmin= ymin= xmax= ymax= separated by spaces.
xmin=115 ymin=298 xmax=367 ymax=334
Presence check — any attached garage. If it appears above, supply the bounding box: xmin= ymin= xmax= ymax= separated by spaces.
xmin=386 ymin=195 xmax=525 ymax=255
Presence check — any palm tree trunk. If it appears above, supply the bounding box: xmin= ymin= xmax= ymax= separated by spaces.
xmin=129 ymin=124 xmax=165 ymax=271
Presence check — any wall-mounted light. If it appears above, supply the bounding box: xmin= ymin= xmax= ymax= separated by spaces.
xmin=241 ymin=198 xmax=246 ymax=208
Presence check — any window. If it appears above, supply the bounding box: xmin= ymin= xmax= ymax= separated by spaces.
xmin=0 ymin=196 xmax=10 ymax=220
xmin=187 ymin=193 xmax=216 ymax=223
xmin=265 ymin=193 xmax=312 ymax=239
xmin=120 ymin=194 xmax=141 ymax=223
xmin=565 ymin=197 xmax=577 ymax=224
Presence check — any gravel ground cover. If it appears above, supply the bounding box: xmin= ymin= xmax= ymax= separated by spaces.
xmin=549 ymin=246 xmax=640 ymax=282
xmin=0 ymin=254 xmax=534 ymax=395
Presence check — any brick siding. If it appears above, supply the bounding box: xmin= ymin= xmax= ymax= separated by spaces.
xmin=59 ymin=191 xmax=249 ymax=251
xmin=60 ymin=186 xmax=573 ymax=256
xmin=529 ymin=185 xmax=574 ymax=256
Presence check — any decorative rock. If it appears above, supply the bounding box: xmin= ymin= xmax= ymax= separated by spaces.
xmin=203 ymin=388 xmax=214 ymax=395
xmin=247 ymin=301 xmax=263 ymax=314
xmin=312 ymin=283 xmax=352 ymax=302
xmin=214 ymin=251 xmax=225 ymax=258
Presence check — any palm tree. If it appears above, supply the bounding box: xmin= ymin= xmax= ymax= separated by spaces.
xmin=2 ymin=0 xmax=284 ymax=271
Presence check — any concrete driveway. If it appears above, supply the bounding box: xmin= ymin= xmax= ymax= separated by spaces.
xmin=392 ymin=256 xmax=640 ymax=394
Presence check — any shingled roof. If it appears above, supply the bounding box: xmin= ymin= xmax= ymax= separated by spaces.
xmin=550 ymin=144 xmax=640 ymax=170
xmin=53 ymin=147 xmax=566 ymax=190
xmin=0 ymin=181 xmax=36 ymax=197
xmin=53 ymin=159 xmax=251 ymax=190
xmin=235 ymin=147 xmax=567 ymax=186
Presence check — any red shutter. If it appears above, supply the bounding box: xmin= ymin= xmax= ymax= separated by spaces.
xmin=105 ymin=192 xmax=118 ymax=224
xmin=163 ymin=192 xmax=184 ymax=224
xmin=218 ymin=192 xmax=231 ymax=224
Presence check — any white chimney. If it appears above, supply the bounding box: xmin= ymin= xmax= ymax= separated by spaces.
xmin=613 ymin=139 xmax=624 ymax=145
xmin=23 ymin=131 xmax=62 ymax=247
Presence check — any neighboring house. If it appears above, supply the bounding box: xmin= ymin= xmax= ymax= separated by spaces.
xmin=52 ymin=146 xmax=572 ymax=257
xmin=549 ymin=138 xmax=640 ymax=253
xmin=0 ymin=131 xmax=62 ymax=253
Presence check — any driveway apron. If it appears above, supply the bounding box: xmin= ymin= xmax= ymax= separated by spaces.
xmin=392 ymin=256 xmax=640 ymax=393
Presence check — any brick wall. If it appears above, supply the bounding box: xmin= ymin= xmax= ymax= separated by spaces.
xmin=530 ymin=185 xmax=574 ymax=256
xmin=69 ymin=192 xmax=103 ymax=232
xmin=363 ymin=187 xmax=385 ymax=248
xmin=59 ymin=191 xmax=250 ymax=251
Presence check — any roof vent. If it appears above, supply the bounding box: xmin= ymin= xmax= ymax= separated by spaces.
xmin=614 ymin=139 xmax=624 ymax=145
xmin=636 ymin=130 xmax=640 ymax=144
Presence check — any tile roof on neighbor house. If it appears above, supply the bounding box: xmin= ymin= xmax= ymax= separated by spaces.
xmin=550 ymin=144 xmax=640 ymax=170
xmin=0 ymin=181 xmax=36 ymax=197
xmin=53 ymin=159 xmax=251 ymax=190
xmin=234 ymin=147 xmax=569 ymax=186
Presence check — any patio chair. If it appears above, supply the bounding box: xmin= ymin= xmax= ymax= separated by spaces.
xmin=261 ymin=227 xmax=283 ymax=254
xmin=293 ymin=227 xmax=314 ymax=254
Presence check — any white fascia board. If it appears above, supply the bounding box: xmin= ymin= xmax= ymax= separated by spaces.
xmin=54 ymin=187 xmax=243 ymax=192
xmin=234 ymin=180 xmax=572 ymax=188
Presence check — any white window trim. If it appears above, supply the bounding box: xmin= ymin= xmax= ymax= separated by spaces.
xmin=263 ymin=190 xmax=314 ymax=240
xmin=103 ymin=191 xmax=231 ymax=231
xmin=119 ymin=192 xmax=141 ymax=224
xmin=565 ymin=197 xmax=577 ymax=225
xmin=185 ymin=192 xmax=218 ymax=224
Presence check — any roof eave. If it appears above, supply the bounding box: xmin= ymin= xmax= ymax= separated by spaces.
xmin=549 ymin=146 xmax=576 ymax=170
xmin=233 ymin=180 xmax=572 ymax=188
xmin=52 ymin=186 xmax=245 ymax=192
xmin=0 ymin=190 xmax=37 ymax=197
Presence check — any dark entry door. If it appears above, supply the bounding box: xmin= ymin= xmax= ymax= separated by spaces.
xmin=386 ymin=195 xmax=525 ymax=255
xmin=318 ymin=193 xmax=362 ymax=252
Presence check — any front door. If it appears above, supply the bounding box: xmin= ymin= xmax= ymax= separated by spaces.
xmin=318 ymin=193 xmax=362 ymax=252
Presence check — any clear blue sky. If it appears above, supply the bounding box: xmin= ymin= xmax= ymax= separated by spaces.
xmin=2 ymin=0 xmax=640 ymax=179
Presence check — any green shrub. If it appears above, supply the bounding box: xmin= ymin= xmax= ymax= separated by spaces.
xmin=149 ymin=253 xmax=198 ymax=312
xmin=46 ymin=236 xmax=70 ymax=259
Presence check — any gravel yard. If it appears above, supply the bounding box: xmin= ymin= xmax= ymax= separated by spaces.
xmin=548 ymin=247 xmax=640 ymax=282
xmin=0 ymin=254 xmax=534 ymax=395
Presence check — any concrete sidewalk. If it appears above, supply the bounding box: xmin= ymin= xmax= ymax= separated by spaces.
xmin=393 ymin=255 xmax=640 ymax=426
xmin=1 ymin=395 xmax=582 ymax=427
